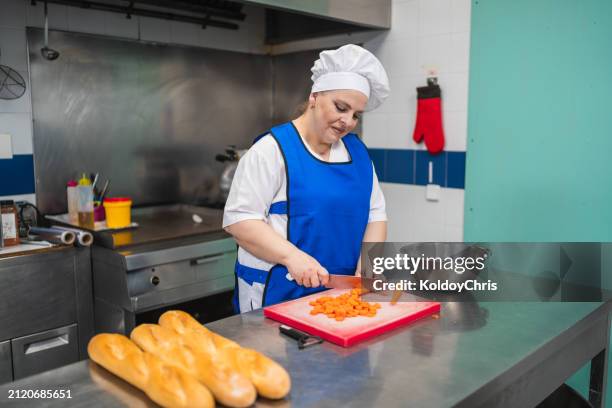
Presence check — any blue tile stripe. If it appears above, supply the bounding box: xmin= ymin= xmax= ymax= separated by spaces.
xmin=0 ymin=154 xmax=35 ymax=196
xmin=369 ymin=149 xmax=465 ymax=189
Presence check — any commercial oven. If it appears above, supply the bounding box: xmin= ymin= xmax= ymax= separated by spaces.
xmin=91 ymin=205 xmax=237 ymax=334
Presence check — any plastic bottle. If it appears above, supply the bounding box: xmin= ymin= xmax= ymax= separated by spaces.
xmin=67 ymin=180 xmax=78 ymax=223
xmin=77 ymin=174 xmax=94 ymax=228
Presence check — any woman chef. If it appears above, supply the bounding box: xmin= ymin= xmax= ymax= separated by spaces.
xmin=223 ymin=44 xmax=390 ymax=313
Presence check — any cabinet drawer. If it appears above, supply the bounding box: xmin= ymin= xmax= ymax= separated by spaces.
xmin=11 ymin=324 xmax=79 ymax=380
xmin=127 ymin=250 xmax=236 ymax=297
xmin=0 ymin=341 xmax=12 ymax=384
xmin=0 ymin=258 xmax=76 ymax=341
xmin=192 ymin=251 xmax=236 ymax=282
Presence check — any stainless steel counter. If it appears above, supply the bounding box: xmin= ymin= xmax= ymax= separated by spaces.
xmin=0 ymin=300 xmax=609 ymax=407
xmin=90 ymin=204 xmax=226 ymax=249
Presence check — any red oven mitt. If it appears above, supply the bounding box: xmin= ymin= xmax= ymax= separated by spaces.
xmin=413 ymin=83 xmax=445 ymax=154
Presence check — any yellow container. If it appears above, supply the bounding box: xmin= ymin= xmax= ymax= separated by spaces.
xmin=103 ymin=198 xmax=132 ymax=229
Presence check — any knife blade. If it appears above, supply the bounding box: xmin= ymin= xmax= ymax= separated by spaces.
xmin=325 ymin=274 xmax=380 ymax=290
xmin=284 ymin=272 xmax=384 ymax=292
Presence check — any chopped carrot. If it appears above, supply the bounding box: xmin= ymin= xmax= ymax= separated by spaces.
xmin=310 ymin=288 xmax=379 ymax=321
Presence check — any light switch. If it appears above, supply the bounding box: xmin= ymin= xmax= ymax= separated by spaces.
xmin=0 ymin=134 xmax=13 ymax=159
xmin=426 ymin=184 xmax=441 ymax=201
xmin=426 ymin=161 xmax=440 ymax=201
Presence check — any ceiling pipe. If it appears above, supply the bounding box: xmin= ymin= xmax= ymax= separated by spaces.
xmin=30 ymin=0 xmax=242 ymax=30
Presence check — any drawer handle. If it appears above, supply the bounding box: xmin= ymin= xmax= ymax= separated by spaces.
xmin=191 ymin=254 xmax=226 ymax=266
xmin=24 ymin=334 xmax=69 ymax=355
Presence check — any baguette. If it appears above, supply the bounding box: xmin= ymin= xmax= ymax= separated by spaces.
xmin=131 ymin=324 xmax=257 ymax=408
xmin=89 ymin=360 xmax=154 ymax=408
xmin=159 ymin=310 xmax=291 ymax=399
xmin=87 ymin=333 xmax=214 ymax=408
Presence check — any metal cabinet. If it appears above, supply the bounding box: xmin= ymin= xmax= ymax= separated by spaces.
xmin=0 ymin=256 xmax=76 ymax=341
xmin=0 ymin=341 xmax=12 ymax=383
xmin=11 ymin=324 xmax=79 ymax=380
xmin=0 ymin=247 xmax=94 ymax=384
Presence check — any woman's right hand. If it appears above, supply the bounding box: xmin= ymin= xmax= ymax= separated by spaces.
xmin=284 ymin=250 xmax=329 ymax=288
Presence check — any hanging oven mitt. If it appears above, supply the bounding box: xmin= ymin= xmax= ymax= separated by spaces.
xmin=413 ymin=83 xmax=445 ymax=154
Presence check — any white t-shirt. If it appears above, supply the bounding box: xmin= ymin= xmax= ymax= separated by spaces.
xmin=222 ymin=133 xmax=387 ymax=272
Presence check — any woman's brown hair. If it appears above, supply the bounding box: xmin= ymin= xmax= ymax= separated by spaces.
xmin=293 ymin=101 xmax=309 ymax=118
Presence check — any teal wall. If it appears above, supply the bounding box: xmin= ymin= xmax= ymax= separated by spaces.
xmin=465 ymin=0 xmax=612 ymax=404
xmin=465 ymin=0 xmax=612 ymax=241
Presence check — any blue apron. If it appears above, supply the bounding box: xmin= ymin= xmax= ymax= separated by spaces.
xmin=233 ymin=122 xmax=372 ymax=311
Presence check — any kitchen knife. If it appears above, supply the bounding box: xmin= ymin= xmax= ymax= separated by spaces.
xmin=284 ymin=272 xmax=384 ymax=292
xmin=325 ymin=274 xmax=381 ymax=290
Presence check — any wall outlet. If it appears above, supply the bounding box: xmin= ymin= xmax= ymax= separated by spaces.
xmin=0 ymin=134 xmax=13 ymax=159
xmin=426 ymin=184 xmax=440 ymax=201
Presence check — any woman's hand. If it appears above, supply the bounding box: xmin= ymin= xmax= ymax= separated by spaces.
xmin=284 ymin=249 xmax=329 ymax=288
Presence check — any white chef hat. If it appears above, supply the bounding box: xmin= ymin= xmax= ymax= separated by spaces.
xmin=311 ymin=44 xmax=390 ymax=111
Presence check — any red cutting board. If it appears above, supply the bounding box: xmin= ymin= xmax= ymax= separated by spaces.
xmin=263 ymin=289 xmax=440 ymax=347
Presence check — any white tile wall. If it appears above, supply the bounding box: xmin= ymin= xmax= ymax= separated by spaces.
xmin=104 ymin=13 xmax=139 ymax=40
xmin=0 ymin=133 xmax=12 ymax=159
xmin=26 ymin=2 xmax=69 ymax=31
xmin=375 ymin=74 xmax=416 ymax=114
xmin=451 ymin=0 xmax=472 ymax=33
xmin=449 ymin=32 xmax=470 ymax=72
xmin=418 ymin=0 xmax=453 ymax=36
xmin=0 ymin=27 xmax=28 ymax=71
xmin=0 ymin=70 xmax=31 ymax=113
xmin=364 ymin=0 xmax=471 ymax=242
xmin=0 ymin=193 xmax=36 ymax=204
xmin=438 ymin=72 xmax=469 ymax=112
xmin=362 ymin=112 xmax=389 ymax=148
xmin=443 ymin=111 xmax=467 ymax=151
xmin=387 ymin=112 xmax=423 ymax=150
xmin=382 ymin=183 xmax=465 ymax=241
xmin=444 ymin=225 xmax=463 ymax=241
xmin=368 ymin=35 xmax=420 ymax=78
xmin=0 ymin=113 xmax=33 ymax=155
xmin=170 ymin=21 xmax=201 ymax=48
xmin=139 ymin=16 xmax=171 ymax=43
xmin=387 ymin=0 xmax=418 ymax=41
xmin=417 ymin=33 xmax=452 ymax=73
xmin=0 ymin=0 xmax=26 ymax=29
xmin=67 ymin=7 xmax=107 ymax=36
xmin=443 ymin=187 xmax=464 ymax=227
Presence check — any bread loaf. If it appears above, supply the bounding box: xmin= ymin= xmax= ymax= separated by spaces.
xmin=131 ymin=324 xmax=257 ymax=408
xmin=158 ymin=310 xmax=238 ymax=351
xmin=159 ymin=310 xmax=291 ymax=399
xmin=89 ymin=361 xmax=153 ymax=408
xmin=87 ymin=333 xmax=214 ymax=408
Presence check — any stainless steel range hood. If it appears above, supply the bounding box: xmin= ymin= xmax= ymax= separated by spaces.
xmin=35 ymin=0 xmax=390 ymax=46
xmin=240 ymin=0 xmax=391 ymax=29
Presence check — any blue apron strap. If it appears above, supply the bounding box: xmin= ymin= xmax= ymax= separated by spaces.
xmin=233 ymin=261 xmax=270 ymax=313
xmin=235 ymin=261 xmax=268 ymax=285
xmin=269 ymin=201 xmax=287 ymax=215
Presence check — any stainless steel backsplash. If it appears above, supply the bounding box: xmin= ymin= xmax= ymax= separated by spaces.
xmin=28 ymin=28 xmax=278 ymax=214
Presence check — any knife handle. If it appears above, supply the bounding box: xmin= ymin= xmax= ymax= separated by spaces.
xmin=279 ymin=325 xmax=323 ymax=349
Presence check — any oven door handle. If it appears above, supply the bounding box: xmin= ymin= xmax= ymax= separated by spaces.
xmin=190 ymin=254 xmax=226 ymax=266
